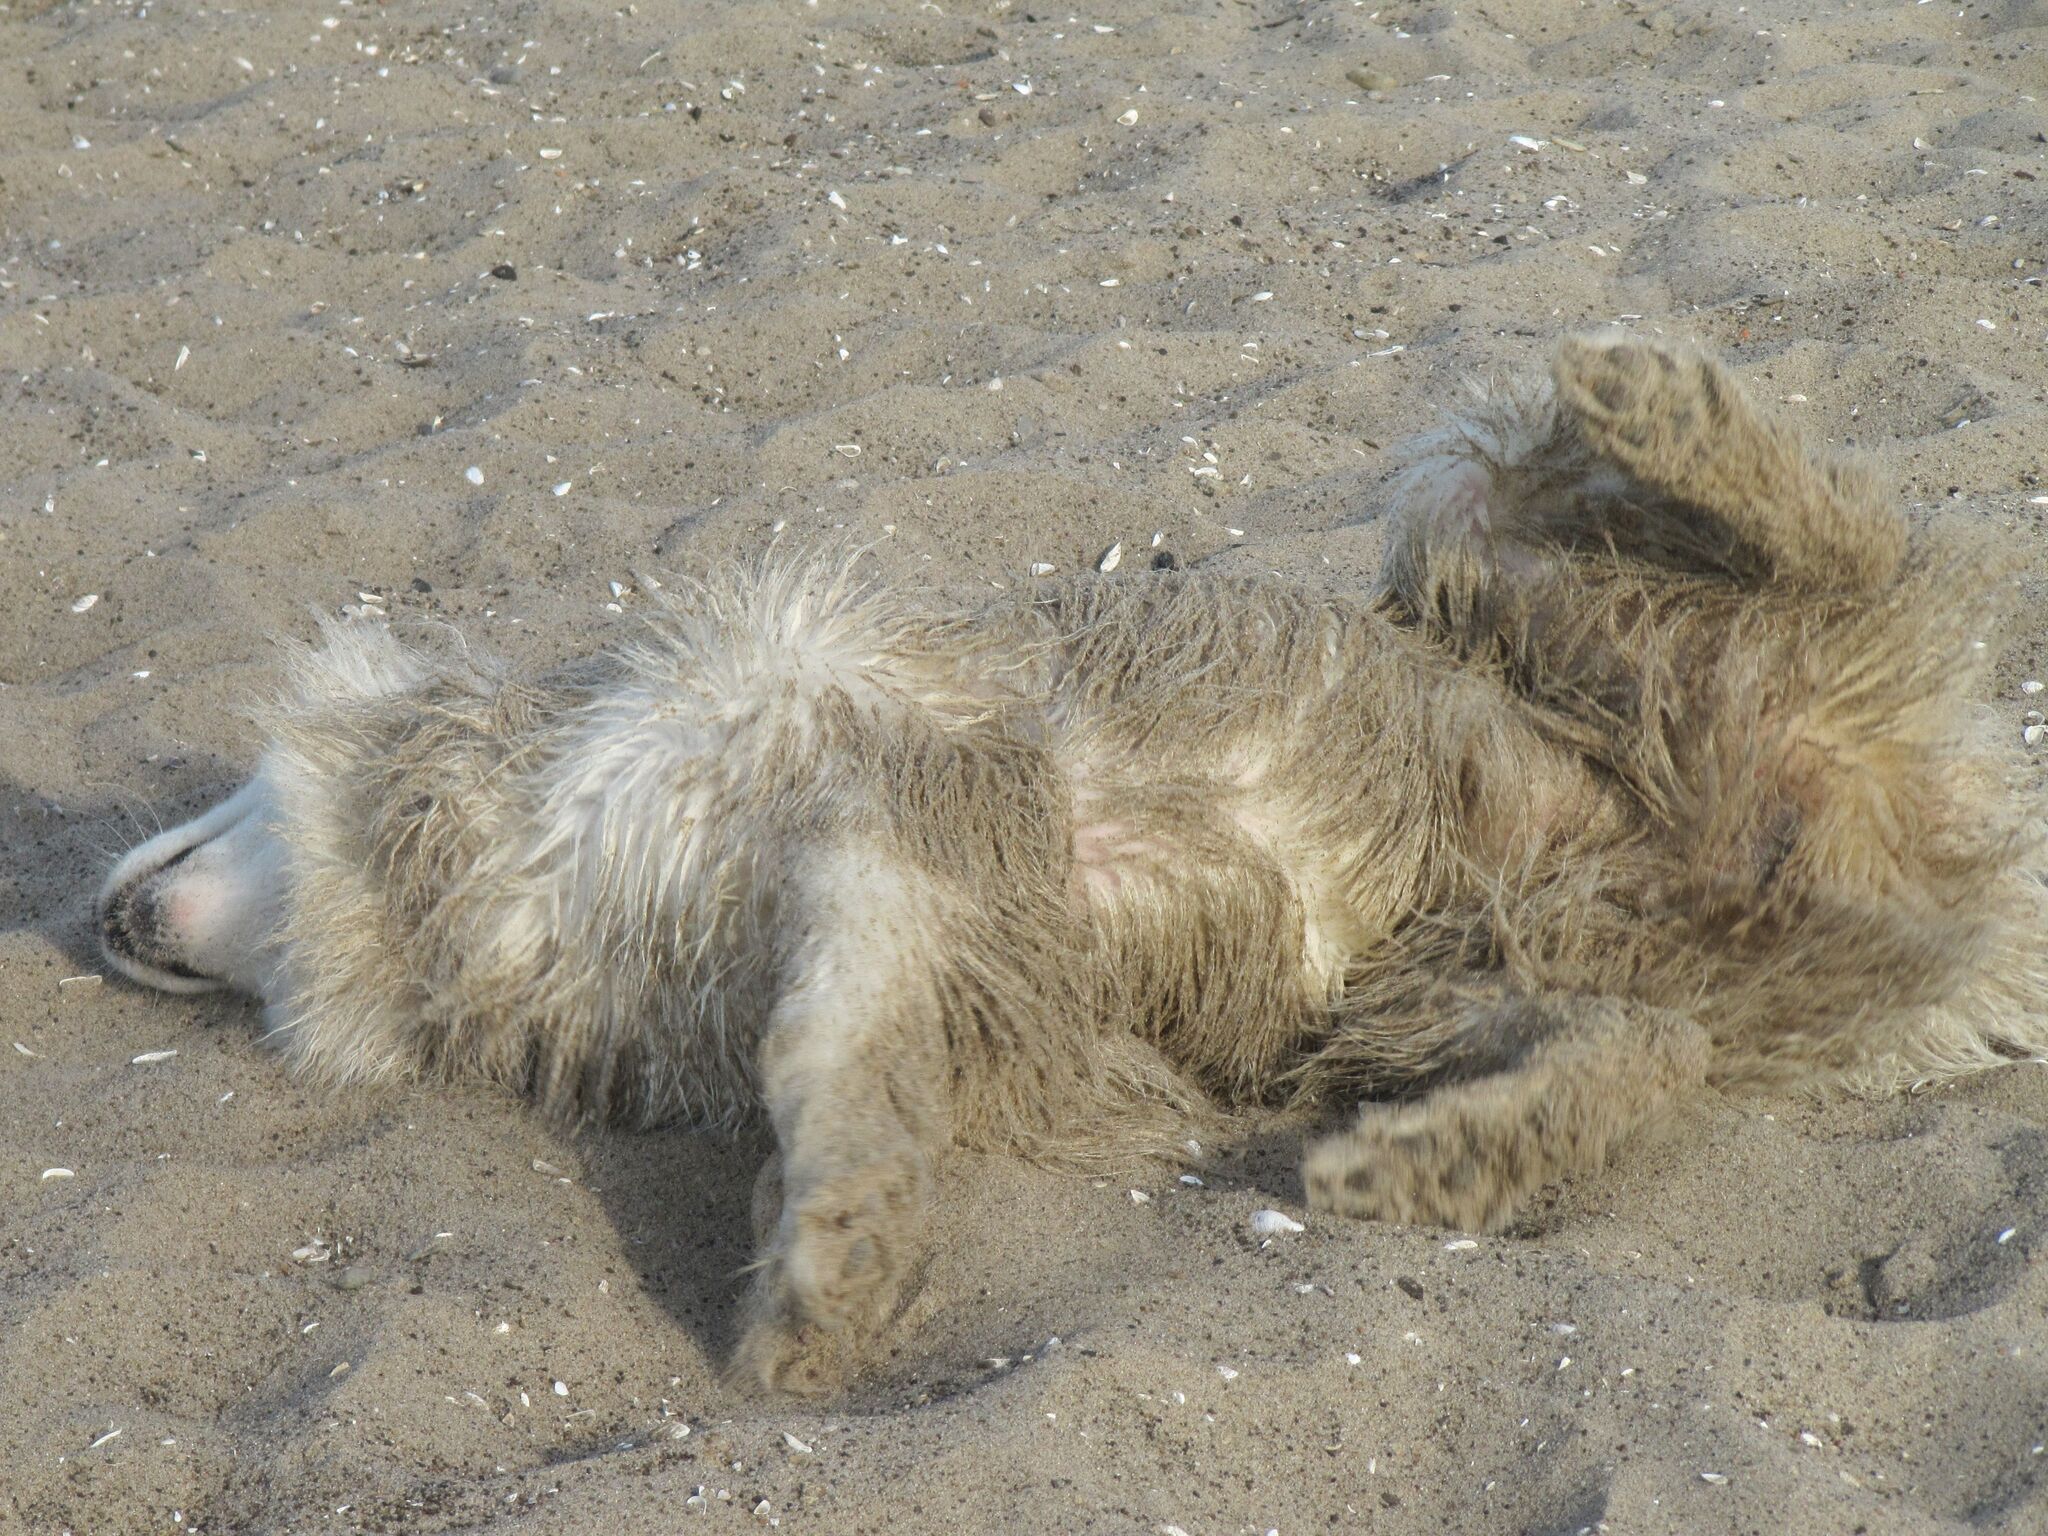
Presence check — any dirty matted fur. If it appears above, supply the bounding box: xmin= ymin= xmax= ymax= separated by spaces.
xmin=95 ymin=335 xmax=2048 ymax=1393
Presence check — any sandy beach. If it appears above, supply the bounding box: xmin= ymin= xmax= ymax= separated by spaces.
xmin=3 ymin=0 xmax=2045 ymax=1530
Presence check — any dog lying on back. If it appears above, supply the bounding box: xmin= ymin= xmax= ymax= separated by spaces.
xmin=97 ymin=335 xmax=2048 ymax=1392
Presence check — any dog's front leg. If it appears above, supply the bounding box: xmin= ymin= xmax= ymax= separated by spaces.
xmin=1304 ymin=992 xmax=1708 ymax=1233
xmin=731 ymin=845 xmax=953 ymax=1395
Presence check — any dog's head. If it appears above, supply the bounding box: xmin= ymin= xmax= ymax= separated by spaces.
xmin=96 ymin=776 xmax=288 ymax=999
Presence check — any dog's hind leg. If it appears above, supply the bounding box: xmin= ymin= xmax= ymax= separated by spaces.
xmin=1551 ymin=333 xmax=1905 ymax=593
xmin=1382 ymin=334 xmax=1907 ymax=646
xmin=1302 ymin=992 xmax=1708 ymax=1232
xmin=731 ymin=843 xmax=955 ymax=1395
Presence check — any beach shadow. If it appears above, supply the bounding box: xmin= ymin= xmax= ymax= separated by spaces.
xmin=1 ymin=762 xmax=256 ymax=946
xmin=574 ymin=1121 xmax=768 ymax=1370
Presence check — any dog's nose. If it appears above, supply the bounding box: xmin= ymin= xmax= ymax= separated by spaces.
xmin=98 ymin=884 xmax=132 ymax=954
xmin=98 ymin=878 xmax=155 ymax=960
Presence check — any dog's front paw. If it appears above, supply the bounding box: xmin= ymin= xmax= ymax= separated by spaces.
xmin=1303 ymin=1103 xmax=1522 ymax=1233
xmin=731 ymin=1277 xmax=867 ymax=1397
xmin=730 ymin=1152 xmax=929 ymax=1394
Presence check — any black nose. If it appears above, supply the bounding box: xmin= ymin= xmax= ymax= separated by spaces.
xmin=98 ymin=875 xmax=216 ymax=985
xmin=98 ymin=882 xmax=149 ymax=960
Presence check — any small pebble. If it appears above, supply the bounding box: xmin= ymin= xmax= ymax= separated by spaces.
xmin=489 ymin=263 xmax=517 ymax=280
xmin=332 ymin=1265 xmax=373 ymax=1291
xmin=465 ymin=466 xmax=484 ymax=486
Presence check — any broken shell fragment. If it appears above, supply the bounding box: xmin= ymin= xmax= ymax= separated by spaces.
xmin=1250 ymin=1209 xmax=1304 ymax=1236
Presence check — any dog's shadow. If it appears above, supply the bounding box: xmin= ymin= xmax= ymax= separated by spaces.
xmin=574 ymin=1124 xmax=767 ymax=1370
xmin=574 ymin=1105 xmax=1350 ymax=1408
xmin=577 ymin=1118 xmax=1229 ymax=1408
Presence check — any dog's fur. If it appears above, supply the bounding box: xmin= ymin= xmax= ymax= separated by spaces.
xmin=96 ymin=335 xmax=2048 ymax=1392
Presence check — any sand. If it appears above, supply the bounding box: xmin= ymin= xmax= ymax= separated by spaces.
xmin=3 ymin=0 xmax=2045 ymax=1530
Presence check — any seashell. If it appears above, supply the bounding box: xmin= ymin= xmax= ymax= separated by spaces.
xmin=1249 ymin=1209 xmax=1304 ymax=1235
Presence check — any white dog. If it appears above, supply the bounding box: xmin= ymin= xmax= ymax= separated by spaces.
xmin=98 ymin=336 xmax=2048 ymax=1392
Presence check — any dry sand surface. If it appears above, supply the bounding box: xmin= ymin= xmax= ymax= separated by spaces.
xmin=3 ymin=0 xmax=2046 ymax=1531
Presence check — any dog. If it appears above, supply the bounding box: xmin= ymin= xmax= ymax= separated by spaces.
xmin=97 ymin=334 xmax=2048 ymax=1392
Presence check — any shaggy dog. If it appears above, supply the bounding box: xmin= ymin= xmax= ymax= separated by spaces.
xmin=97 ymin=335 xmax=2048 ymax=1392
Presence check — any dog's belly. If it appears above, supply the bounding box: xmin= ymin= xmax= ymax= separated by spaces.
xmin=1064 ymin=775 xmax=1368 ymax=1093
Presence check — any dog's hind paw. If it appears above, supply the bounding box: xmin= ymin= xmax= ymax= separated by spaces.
xmin=1552 ymin=332 xmax=1729 ymax=475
